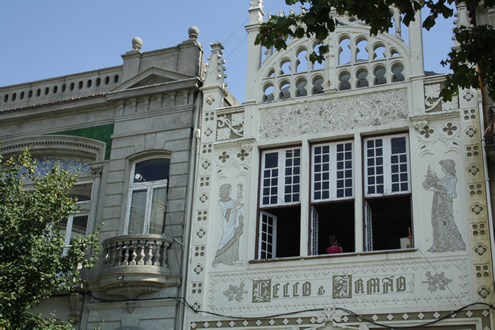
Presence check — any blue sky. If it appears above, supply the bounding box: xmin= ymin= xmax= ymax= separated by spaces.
xmin=0 ymin=1 xmax=454 ymax=102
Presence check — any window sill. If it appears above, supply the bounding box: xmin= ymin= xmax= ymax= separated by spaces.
xmin=249 ymin=248 xmax=418 ymax=264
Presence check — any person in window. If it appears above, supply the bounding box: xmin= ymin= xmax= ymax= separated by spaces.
xmin=212 ymin=183 xmax=244 ymax=267
xmin=423 ymin=159 xmax=466 ymax=252
xmin=326 ymin=234 xmax=343 ymax=254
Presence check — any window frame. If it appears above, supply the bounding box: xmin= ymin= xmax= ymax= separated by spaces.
xmin=60 ymin=181 xmax=93 ymax=255
xmin=257 ymin=147 xmax=302 ymax=259
xmin=124 ymin=158 xmax=169 ymax=235
xmin=255 ymin=132 xmax=413 ymax=260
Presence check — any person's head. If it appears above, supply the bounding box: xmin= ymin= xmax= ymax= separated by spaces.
xmin=439 ymin=159 xmax=456 ymax=176
xmin=219 ymin=184 xmax=232 ymax=199
xmin=329 ymin=235 xmax=338 ymax=246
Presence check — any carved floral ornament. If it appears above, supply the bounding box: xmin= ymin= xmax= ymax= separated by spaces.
xmin=217 ymin=112 xmax=244 ymax=141
xmin=424 ymin=83 xmax=459 ymax=112
xmin=260 ymin=90 xmax=408 ymax=140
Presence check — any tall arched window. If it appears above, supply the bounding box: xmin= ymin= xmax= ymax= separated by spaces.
xmin=126 ymin=158 xmax=170 ymax=235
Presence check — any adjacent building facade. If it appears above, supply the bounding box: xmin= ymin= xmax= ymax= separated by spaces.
xmin=0 ymin=28 xmax=214 ymax=329
xmin=184 ymin=1 xmax=495 ymax=329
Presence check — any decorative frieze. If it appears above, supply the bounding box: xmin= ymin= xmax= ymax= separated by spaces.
xmin=259 ymin=89 xmax=408 ymax=140
xmin=206 ymin=257 xmax=470 ymax=314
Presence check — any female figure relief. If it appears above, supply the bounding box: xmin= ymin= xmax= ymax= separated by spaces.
xmin=423 ymin=159 xmax=466 ymax=252
xmin=212 ymin=183 xmax=244 ymax=267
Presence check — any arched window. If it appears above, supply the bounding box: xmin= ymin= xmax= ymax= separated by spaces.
xmin=126 ymin=158 xmax=170 ymax=235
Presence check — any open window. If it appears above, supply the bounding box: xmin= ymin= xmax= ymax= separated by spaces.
xmin=125 ymin=158 xmax=170 ymax=235
xmin=59 ymin=182 xmax=93 ymax=255
xmin=364 ymin=134 xmax=412 ymax=251
xmin=258 ymin=147 xmax=301 ymax=259
xmin=310 ymin=141 xmax=355 ymax=255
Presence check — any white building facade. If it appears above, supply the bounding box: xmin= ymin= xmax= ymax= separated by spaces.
xmin=185 ymin=2 xmax=495 ymax=329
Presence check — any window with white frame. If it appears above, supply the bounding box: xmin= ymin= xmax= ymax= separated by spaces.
xmin=126 ymin=158 xmax=170 ymax=235
xmin=258 ymin=147 xmax=301 ymax=259
xmin=257 ymin=133 xmax=412 ymax=260
xmin=310 ymin=140 xmax=355 ymax=255
xmin=364 ymin=134 xmax=412 ymax=251
xmin=59 ymin=182 xmax=93 ymax=254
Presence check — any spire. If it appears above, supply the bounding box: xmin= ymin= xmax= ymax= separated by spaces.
xmin=248 ymin=0 xmax=264 ymax=25
xmin=204 ymin=42 xmax=227 ymax=89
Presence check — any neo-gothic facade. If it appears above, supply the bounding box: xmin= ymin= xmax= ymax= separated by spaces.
xmin=184 ymin=2 xmax=495 ymax=330
xmin=2 ymin=2 xmax=495 ymax=330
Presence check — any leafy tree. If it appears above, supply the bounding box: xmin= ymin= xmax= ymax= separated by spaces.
xmin=0 ymin=148 xmax=101 ymax=329
xmin=255 ymin=0 xmax=495 ymax=100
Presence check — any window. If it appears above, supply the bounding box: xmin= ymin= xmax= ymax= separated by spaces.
xmin=256 ymin=133 xmax=412 ymax=260
xmin=59 ymin=182 xmax=93 ymax=255
xmin=364 ymin=134 xmax=411 ymax=251
xmin=258 ymin=147 xmax=301 ymax=259
xmin=125 ymin=158 xmax=170 ymax=235
xmin=310 ymin=141 xmax=355 ymax=255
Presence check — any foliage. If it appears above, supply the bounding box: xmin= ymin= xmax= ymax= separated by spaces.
xmin=0 ymin=148 xmax=101 ymax=329
xmin=255 ymin=0 xmax=495 ymax=100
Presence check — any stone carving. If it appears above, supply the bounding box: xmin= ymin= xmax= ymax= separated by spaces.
xmin=260 ymin=90 xmax=408 ymax=140
xmin=423 ymin=160 xmax=466 ymax=252
xmin=223 ymin=283 xmax=247 ymax=302
xmin=478 ymin=286 xmax=490 ymax=299
xmin=212 ymin=184 xmax=244 ymax=267
xmin=463 ymin=109 xmax=477 ymax=121
xmin=412 ymin=120 xmax=429 ymax=131
xmin=217 ymin=112 xmax=244 ymax=141
xmin=419 ymin=125 xmax=434 ymax=139
xmin=475 ymin=243 xmax=487 ymax=256
xmin=468 ymin=164 xmax=480 ymax=176
xmin=442 ymin=122 xmax=457 ymax=136
xmin=218 ymin=151 xmax=230 ymax=163
xmin=252 ymin=279 xmax=271 ymax=303
xmin=423 ymin=271 xmax=452 ymax=292
xmin=424 ymin=84 xmax=459 ymax=112
xmin=202 ymin=143 xmax=212 ymax=154
xmin=206 ymin=95 xmax=215 ymax=105
xmin=207 ymin=257 xmax=469 ymax=314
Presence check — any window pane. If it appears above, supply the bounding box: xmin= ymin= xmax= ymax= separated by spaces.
xmin=150 ymin=187 xmax=167 ymax=234
xmin=70 ymin=183 xmax=93 ymax=201
xmin=72 ymin=215 xmax=88 ymax=235
xmin=128 ymin=190 xmax=147 ymax=234
xmin=264 ymin=152 xmax=278 ymax=168
xmin=134 ymin=159 xmax=170 ymax=182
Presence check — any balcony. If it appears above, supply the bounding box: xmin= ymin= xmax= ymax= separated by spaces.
xmin=97 ymin=234 xmax=180 ymax=299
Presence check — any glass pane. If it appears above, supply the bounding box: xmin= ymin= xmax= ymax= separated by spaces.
xmin=134 ymin=159 xmax=170 ymax=182
xmin=70 ymin=183 xmax=93 ymax=201
xmin=150 ymin=187 xmax=167 ymax=234
xmin=264 ymin=152 xmax=278 ymax=168
xmin=128 ymin=190 xmax=147 ymax=234
xmin=72 ymin=215 xmax=88 ymax=236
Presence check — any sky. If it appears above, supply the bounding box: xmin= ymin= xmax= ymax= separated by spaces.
xmin=0 ymin=1 xmax=455 ymax=103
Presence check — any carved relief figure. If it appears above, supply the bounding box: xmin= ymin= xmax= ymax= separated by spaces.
xmin=212 ymin=183 xmax=244 ymax=267
xmin=423 ymin=160 xmax=466 ymax=252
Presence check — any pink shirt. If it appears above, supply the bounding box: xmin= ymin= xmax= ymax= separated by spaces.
xmin=326 ymin=246 xmax=343 ymax=254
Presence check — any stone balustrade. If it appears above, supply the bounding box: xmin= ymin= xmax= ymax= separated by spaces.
xmin=102 ymin=234 xmax=170 ymax=268
xmin=0 ymin=66 xmax=123 ymax=111
xmin=97 ymin=234 xmax=180 ymax=299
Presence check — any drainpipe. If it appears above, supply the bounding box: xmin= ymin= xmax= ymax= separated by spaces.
xmin=177 ymin=88 xmax=202 ymax=329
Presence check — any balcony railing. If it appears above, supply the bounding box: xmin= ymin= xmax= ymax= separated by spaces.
xmin=97 ymin=234 xmax=180 ymax=299
xmin=103 ymin=234 xmax=169 ymax=268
